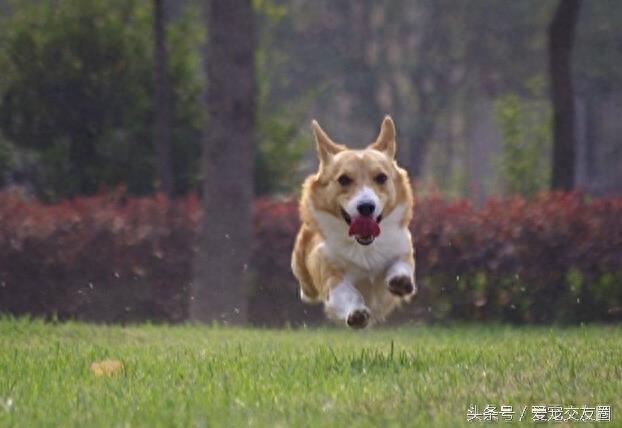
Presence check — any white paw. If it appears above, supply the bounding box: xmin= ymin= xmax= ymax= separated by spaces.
xmin=387 ymin=275 xmax=416 ymax=298
xmin=346 ymin=308 xmax=371 ymax=329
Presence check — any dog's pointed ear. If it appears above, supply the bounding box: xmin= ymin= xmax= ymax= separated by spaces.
xmin=312 ymin=120 xmax=344 ymax=166
xmin=369 ymin=115 xmax=397 ymax=159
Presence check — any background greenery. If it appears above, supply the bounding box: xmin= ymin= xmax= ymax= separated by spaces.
xmin=0 ymin=0 xmax=311 ymax=199
xmin=0 ymin=0 xmax=621 ymax=199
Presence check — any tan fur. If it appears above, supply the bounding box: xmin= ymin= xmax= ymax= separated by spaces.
xmin=291 ymin=116 xmax=415 ymax=326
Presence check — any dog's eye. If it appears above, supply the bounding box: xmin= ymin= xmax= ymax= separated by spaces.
xmin=337 ymin=175 xmax=352 ymax=186
xmin=374 ymin=173 xmax=388 ymax=185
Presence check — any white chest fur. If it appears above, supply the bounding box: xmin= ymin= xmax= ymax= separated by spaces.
xmin=312 ymin=204 xmax=411 ymax=280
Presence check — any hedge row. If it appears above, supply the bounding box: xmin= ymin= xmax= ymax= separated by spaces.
xmin=1 ymin=189 xmax=621 ymax=324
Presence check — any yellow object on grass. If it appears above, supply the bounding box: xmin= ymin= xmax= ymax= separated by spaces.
xmin=90 ymin=359 xmax=124 ymax=377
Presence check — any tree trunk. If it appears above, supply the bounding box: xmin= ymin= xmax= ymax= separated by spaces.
xmin=190 ymin=0 xmax=256 ymax=324
xmin=549 ymin=0 xmax=581 ymax=190
xmin=153 ymin=0 xmax=174 ymax=196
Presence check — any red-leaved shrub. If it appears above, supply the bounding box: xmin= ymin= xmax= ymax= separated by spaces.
xmin=412 ymin=192 xmax=622 ymax=323
xmin=0 ymin=189 xmax=620 ymax=324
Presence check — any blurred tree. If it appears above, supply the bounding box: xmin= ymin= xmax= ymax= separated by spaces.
xmin=1 ymin=0 xmax=620 ymax=199
xmin=549 ymin=0 xmax=582 ymax=190
xmin=405 ymin=0 xmax=466 ymax=179
xmin=153 ymin=0 xmax=174 ymax=196
xmin=573 ymin=0 xmax=622 ymax=192
xmin=0 ymin=0 xmax=203 ymax=199
xmin=340 ymin=1 xmax=382 ymax=130
xmin=0 ymin=139 xmax=11 ymax=186
xmin=493 ymin=91 xmax=551 ymax=197
xmin=190 ymin=0 xmax=256 ymax=324
xmin=253 ymin=0 xmax=309 ymax=195
xmin=254 ymin=108 xmax=308 ymax=195
xmin=0 ymin=0 xmax=145 ymax=195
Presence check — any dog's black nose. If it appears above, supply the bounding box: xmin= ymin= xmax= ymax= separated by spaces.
xmin=357 ymin=202 xmax=375 ymax=217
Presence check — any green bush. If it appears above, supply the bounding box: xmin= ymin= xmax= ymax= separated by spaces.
xmin=493 ymin=87 xmax=551 ymax=198
xmin=0 ymin=0 xmax=203 ymax=199
xmin=0 ymin=0 xmax=309 ymax=198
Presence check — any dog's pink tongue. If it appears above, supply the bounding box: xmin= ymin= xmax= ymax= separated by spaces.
xmin=348 ymin=216 xmax=381 ymax=237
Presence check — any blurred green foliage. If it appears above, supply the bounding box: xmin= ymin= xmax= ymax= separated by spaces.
xmin=0 ymin=0 xmax=619 ymax=199
xmin=0 ymin=0 xmax=307 ymax=199
xmin=254 ymin=0 xmax=309 ymax=195
xmin=255 ymin=112 xmax=308 ymax=195
xmin=0 ymin=0 xmax=204 ymax=199
xmin=0 ymin=139 xmax=12 ymax=186
xmin=493 ymin=81 xmax=551 ymax=198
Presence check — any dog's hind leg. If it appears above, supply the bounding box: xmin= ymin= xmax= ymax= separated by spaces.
xmin=299 ymin=283 xmax=322 ymax=304
xmin=291 ymin=227 xmax=322 ymax=303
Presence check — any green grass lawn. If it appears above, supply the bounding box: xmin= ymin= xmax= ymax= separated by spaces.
xmin=0 ymin=318 xmax=620 ymax=427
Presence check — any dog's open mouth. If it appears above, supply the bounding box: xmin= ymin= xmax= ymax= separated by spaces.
xmin=355 ymin=235 xmax=375 ymax=246
xmin=342 ymin=209 xmax=382 ymax=246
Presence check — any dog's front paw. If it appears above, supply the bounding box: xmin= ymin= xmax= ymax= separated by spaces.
xmin=346 ymin=308 xmax=370 ymax=329
xmin=388 ymin=275 xmax=415 ymax=297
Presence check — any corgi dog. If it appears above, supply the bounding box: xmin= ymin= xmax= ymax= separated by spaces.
xmin=291 ymin=116 xmax=416 ymax=328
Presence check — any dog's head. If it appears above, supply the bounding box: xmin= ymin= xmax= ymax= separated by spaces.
xmin=308 ymin=116 xmax=412 ymax=246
